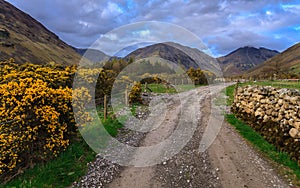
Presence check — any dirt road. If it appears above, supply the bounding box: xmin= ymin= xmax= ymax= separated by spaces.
xmin=78 ymin=84 xmax=290 ymax=187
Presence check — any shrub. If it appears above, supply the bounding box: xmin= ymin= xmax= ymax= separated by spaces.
xmin=0 ymin=78 xmax=74 ymax=175
xmin=0 ymin=60 xmax=92 ymax=179
xmin=129 ymin=82 xmax=142 ymax=104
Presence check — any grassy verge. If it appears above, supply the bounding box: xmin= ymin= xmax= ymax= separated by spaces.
xmin=145 ymin=83 xmax=177 ymax=93
xmin=3 ymin=111 xmax=123 ymax=188
xmin=252 ymin=81 xmax=300 ymax=90
xmin=226 ymin=114 xmax=300 ymax=186
xmin=144 ymin=83 xmax=203 ymax=94
xmin=2 ymin=137 xmax=96 ymax=188
xmin=225 ymin=84 xmax=235 ymax=105
xmin=225 ymin=83 xmax=300 ymax=186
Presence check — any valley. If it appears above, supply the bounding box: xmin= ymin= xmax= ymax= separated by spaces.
xmin=0 ymin=0 xmax=300 ymax=187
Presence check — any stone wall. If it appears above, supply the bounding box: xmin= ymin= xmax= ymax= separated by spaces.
xmin=231 ymin=85 xmax=300 ymax=165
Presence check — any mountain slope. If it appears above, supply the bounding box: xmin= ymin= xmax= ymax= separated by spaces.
xmin=125 ymin=42 xmax=220 ymax=75
xmin=217 ymin=46 xmax=279 ymax=77
xmin=74 ymin=48 xmax=110 ymax=63
xmin=246 ymin=43 xmax=300 ymax=78
xmin=0 ymin=0 xmax=81 ymax=65
xmin=164 ymin=42 xmax=221 ymax=75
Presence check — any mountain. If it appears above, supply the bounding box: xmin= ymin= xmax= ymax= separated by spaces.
xmin=113 ymin=42 xmax=155 ymax=57
xmin=164 ymin=42 xmax=221 ymax=75
xmin=74 ymin=48 xmax=110 ymax=63
xmin=0 ymin=0 xmax=81 ymax=65
xmin=217 ymin=46 xmax=279 ymax=77
xmin=125 ymin=42 xmax=220 ymax=75
xmin=246 ymin=43 xmax=300 ymax=78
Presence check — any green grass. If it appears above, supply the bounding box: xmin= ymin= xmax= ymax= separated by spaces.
xmin=238 ymin=80 xmax=300 ymax=90
xmin=2 ymin=138 xmax=96 ymax=188
xmin=225 ymin=84 xmax=236 ymax=105
xmin=130 ymin=104 xmax=138 ymax=116
xmin=102 ymin=117 xmax=123 ymax=137
xmin=225 ymin=82 xmax=300 ymax=185
xmin=145 ymin=83 xmax=177 ymax=93
xmin=97 ymin=108 xmax=124 ymax=137
xmin=144 ymin=83 xmax=202 ymax=94
xmin=3 ymin=111 xmax=123 ymax=188
xmin=177 ymin=84 xmax=205 ymax=92
xmin=226 ymin=114 xmax=300 ymax=186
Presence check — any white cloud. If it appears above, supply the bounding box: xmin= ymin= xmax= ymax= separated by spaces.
xmin=105 ymin=33 xmax=118 ymax=40
xmin=281 ymin=4 xmax=300 ymax=13
xmin=132 ymin=29 xmax=151 ymax=37
xmin=78 ymin=20 xmax=90 ymax=28
xmin=101 ymin=2 xmax=123 ymax=19
xmin=294 ymin=26 xmax=300 ymax=31
xmin=82 ymin=1 xmax=99 ymax=13
xmin=266 ymin=10 xmax=272 ymax=15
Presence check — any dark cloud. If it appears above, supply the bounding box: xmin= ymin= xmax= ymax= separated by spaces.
xmin=6 ymin=0 xmax=300 ymax=56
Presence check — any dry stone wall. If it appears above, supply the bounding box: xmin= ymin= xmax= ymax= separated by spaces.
xmin=231 ymin=85 xmax=300 ymax=165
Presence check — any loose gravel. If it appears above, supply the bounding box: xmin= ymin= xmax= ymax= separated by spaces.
xmin=73 ymin=119 xmax=147 ymax=187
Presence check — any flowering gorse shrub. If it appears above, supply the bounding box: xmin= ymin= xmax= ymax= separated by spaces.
xmin=129 ymin=82 xmax=142 ymax=104
xmin=0 ymin=60 xmax=91 ymax=176
xmin=0 ymin=60 xmax=76 ymax=88
xmin=72 ymin=87 xmax=93 ymax=126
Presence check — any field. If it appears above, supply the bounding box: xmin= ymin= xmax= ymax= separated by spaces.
xmin=143 ymin=83 xmax=202 ymax=94
xmin=239 ymin=80 xmax=300 ymax=90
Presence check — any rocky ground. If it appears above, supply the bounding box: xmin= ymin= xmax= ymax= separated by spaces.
xmin=73 ymin=126 xmax=146 ymax=187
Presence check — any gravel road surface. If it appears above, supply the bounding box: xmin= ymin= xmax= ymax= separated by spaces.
xmin=74 ymin=84 xmax=290 ymax=188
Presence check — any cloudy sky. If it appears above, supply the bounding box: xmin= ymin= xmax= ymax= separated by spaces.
xmin=7 ymin=0 xmax=300 ymax=57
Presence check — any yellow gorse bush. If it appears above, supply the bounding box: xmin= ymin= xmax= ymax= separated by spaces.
xmin=72 ymin=87 xmax=93 ymax=126
xmin=0 ymin=61 xmax=76 ymax=89
xmin=0 ymin=59 xmax=92 ymax=176
xmin=129 ymin=82 xmax=142 ymax=104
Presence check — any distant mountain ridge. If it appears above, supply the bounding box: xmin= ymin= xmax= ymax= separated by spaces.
xmin=0 ymin=0 xmax=81 ymax=65
xmin=217 ymin=46 xmax=279 ymax=76
xmin=125 ymin=43 xmax=198 ymax=68
xmin=74 ymin=48 xmax=110 ymax=63
xmin=125 ymin=42 xmax=221 ymax=75
xmin=246 ymin=43 xmax=300 ymax=78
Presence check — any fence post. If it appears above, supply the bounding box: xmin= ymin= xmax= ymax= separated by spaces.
xmin=144 ymin=82 xmax=147 ymax=92
xmin=234 ymin=80 xmax=240 ymax=98
xmin=104 ymin=94 xmax=107 ymax=121
xmin=125 ymin=85 xmax=129 ymax=106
